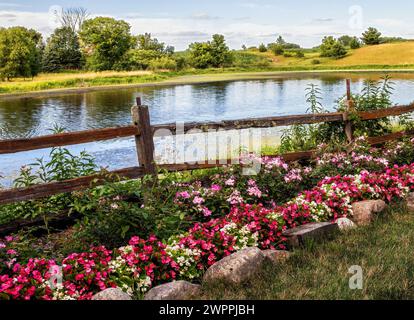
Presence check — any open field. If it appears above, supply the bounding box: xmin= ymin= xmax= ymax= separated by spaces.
xmin=2 ymin=42 xmax=414 ymax=98
xmin=198 ymin=203 xmax=414 ymax=300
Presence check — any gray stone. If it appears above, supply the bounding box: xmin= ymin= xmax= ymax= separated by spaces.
xmin=282 ymin=222 xmax=339 ymax=247
xmin=336 ymin=217 xmax=356 ymax=231
xmin=92 ymin=288 xmax=132 ymax=300
xmin=351 ymin=200 xmax=387 ymax=226
xmin=406 ymin=193 xmax=414 ymax=212
xmin=144 ymin=281 xmax=201 ymax=300
xmin=262 ymin=250 xmax=291 ymax=264
xmin=203 ymin=247 xmax=265 ymax=285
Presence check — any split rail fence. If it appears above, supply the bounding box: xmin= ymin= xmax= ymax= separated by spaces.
xmin=1 ymin=80 xmax=414 ymax=205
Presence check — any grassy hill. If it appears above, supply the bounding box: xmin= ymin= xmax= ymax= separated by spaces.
xmin=245 ymin=41 xmax=414 ymax=68
xmin=332 ymin=41 xmax=414 ymax=66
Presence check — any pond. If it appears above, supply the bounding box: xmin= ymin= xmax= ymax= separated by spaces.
xmin=1 ymin=72 xmax=414 ymax=186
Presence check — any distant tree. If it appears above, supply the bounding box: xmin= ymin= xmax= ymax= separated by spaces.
xmin=79 ymin=17 xmax=133 ymax=71
xmin=241 ymin=44 xmax=247 ymax=50
xmin=269 ymin=44 xmax=284 ymax=55
xmin=188 ymin=34 xmax=233 ymax=69
xmin=338 ymin=35 xmax=353 ymax=47
xmin=258 ymin=43 xmax=267 ymax=52
xmin=42 ymin=27 xmax=83 ymax=72
xmin=320 ymin=36 xmax=347 ymax=58
xmin=350 ymin=37 xmax=361 ymax=49
xmin=0 ymin=27 xmax=43 ymax=80
xmin=57 ymin=7 xmax=89 ymax=33
xmin=210 ymin=34 xmax=234 ymax=67
xmin=362 ymin=27 xmax=382 ymax=45
xmin=276 ymin=35 xmax=286 ymax=46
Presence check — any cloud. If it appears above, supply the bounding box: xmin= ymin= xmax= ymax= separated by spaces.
xmin=372 ymin=18 xmax=405 ymax=28
xmin=190 ymin=13 xmax=222 ymax=20
xmin=313 ymin=18 xmax=334 ymax=23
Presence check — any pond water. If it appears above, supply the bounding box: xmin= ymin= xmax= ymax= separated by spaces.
xmin=1 ymin=72 xmax=414 ymax=186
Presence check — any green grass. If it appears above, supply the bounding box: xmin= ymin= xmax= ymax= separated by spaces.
xmin=197 ymin=202 xmax=414 ymax=300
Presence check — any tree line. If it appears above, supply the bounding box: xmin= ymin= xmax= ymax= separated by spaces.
xmin=0 ymin=8 xmax=237 ymax=80
xmin=255 ymin=27 xmax=401 ymax=59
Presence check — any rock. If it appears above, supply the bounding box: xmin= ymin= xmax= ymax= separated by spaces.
xmin=282 ymin=222 xmax=339 ymax=248
xmin=262 ymin=250 xmax=291 ymax=264
xmin=351 ymin=200 xmax=387 ymax=226
xmin=203 ymin=247 xmax=265 ymax=285
xmin=406 ymin=193 xmax=414 ymax=212
xmin=92 ymin=288 xmax=132 ymax=300
xmin=144 ymin=281 xmax=201 ymax=300
xmin=336 ymin=217 xmax=356 ymax=231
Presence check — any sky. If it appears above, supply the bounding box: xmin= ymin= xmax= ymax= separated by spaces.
xmin=1 ymin=0 xmax=414 ymax=50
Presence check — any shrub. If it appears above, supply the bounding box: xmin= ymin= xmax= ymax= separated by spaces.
xmin=258 ymin=44 xmax=267 ymax=52
xmin=149 ymin=57 xmax=177 ymax=71
xmin=320 ymin=36 xmax=347 ymax=58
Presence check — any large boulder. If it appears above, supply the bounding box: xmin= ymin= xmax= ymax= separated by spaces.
xmin=336 ymin=217 xmax=356 ymax=231
xmin=144 ymin=281 xmax=201 ymax=300
xmin=262 ymin=250 xmax=291 ymax=264
xmin=282 ymin=222 xmax=339 ymax=248
xmin=406 ymin=193 xmax=414 ymax=212
xmin=351 ymin=200 xmax=387 ymax=226
xmin=92 ymin=288 xmax=132 ymax=300
xmin=203 ymin=247 xmax=265 ymax=285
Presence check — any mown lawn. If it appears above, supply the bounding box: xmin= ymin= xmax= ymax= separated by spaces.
xmin=197 ymin=202 xmax=414 ymax=300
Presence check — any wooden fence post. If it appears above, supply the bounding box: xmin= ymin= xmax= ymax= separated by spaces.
xmin=131 ymin=97 xmax=157 ymax=177
xmin=344 ymin=79 xmax=355 ymax=143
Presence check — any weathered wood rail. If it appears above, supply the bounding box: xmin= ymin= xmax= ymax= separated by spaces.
xmin=0 ymin=81 xmax=414 ymax=205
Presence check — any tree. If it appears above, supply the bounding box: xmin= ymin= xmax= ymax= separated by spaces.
xmin=362 ymin=27 xmax=382 ymax=45
xmin=210 ymin=34 xmax=234 ymax=67
xmin=188 ymin=34 xmax=233 ymax=69
xmin=338 ymin=35 xmax=353 ymax=47
xmin=0 ymin=27 xmax=43 ymax=80
xmin=276 ymin=36 xmax=286 ymax=46
xmin=269 ymin=43 xmax=284 ymax=55
xmin=320 ymin=36 xmax=347 ymax=58
xmin=57 ymin=7 xmax=89 ymax=33
xmin=350 ymin=37 xmax=361 ymax=49
xmin=258 ymin=43 xmax=267 ymax=52
xmin=42 ymin=27 xmax=83 ymax=72
xmin=79 ymin=17 xmax=133 ymax=71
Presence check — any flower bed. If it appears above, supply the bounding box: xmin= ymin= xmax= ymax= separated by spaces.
xmin=2 ymin=160 xmax=414 ymax=300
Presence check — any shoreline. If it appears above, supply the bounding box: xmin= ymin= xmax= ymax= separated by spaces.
xmin=2 ymin=68 xmax=414 ymax=100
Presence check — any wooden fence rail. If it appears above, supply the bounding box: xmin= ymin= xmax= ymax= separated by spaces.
xmin=1 ymin=80 xmax=414 ymax=205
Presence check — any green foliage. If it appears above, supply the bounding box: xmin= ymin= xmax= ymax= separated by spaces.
xmin=269 ymin=44 xmax=284 ymax=56
xmin=232 ymin=52 xmax=271 ymax=68
xmin=79 ymin=17 xmax=133 ymax=71
xmin=149 ymin=57 xmax=177 ymax=71
xmin=71 ymin=171 xmax=195 ymax=248
xmin=258 ymin=43 xmax=267 ymax=52
xmin=0 ymin=126 xmax=97 ymax=228
xmin=362 ymin=27 xmax=382 ymax=45
xmin=350 ymin=37 xmax=361 ymax=49
xmin=42 ymin=27 xmax=84 ymax=72
xmin=338 ymin=35 xmax=353 ymax=47
xmin=320 ymin=36 xmax=347 ymax=58
xmin=0 ymin=27 xmax=43 ymax=80
xmin=280 ymin=84 xmax=325 ymax=153
xmin=188 ymin=34 xmax=234 ymax=69
xmin=318 ymin=76 xmax=397 ymax=143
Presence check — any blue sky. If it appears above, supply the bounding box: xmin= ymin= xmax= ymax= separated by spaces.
xmin=1 ymin=0 xmax=413 ymax=49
